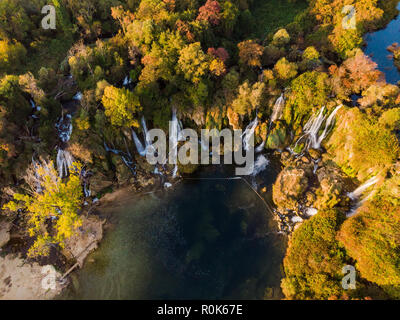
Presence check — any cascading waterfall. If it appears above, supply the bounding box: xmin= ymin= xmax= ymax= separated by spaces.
xmin=131 ymin=128 xmax=146 ymax=156
xmin=270 ymin=93 xmax=285 ymax=124
xmin=242 ymin=118 xmax=258 ymax=151
xmin=294 ymin=105 xmax=342 ymax=152
xmin=73 ymin=92 xmax=83 ymax=100
xmin=104 ymin=142 xmax=136 ymax=175
xmin=346 ymin=176 xmax=379 ymax=217
xmin=347 ymin=176 xmax=379 ymax=200
xmin=123 ymin=75 xmax=132 ymax=87
xmin=56 ymin=113 xmax=74 ymax=178
xmin=57 ymin=149 xmax=74 ymax=178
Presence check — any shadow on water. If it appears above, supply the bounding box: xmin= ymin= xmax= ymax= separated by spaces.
xmin=61 ymin=159 xmax=287 ymax=300
xmin=364 ymin=1 xmax=400 ymax=84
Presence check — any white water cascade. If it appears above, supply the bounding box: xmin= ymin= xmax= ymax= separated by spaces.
xmin=57 ymin=149 xmax=74 ymax=178
xmin=56 ymin=114 xmax=74 ymax=178
xmin=347 ymin=176 xmax=379 ymax=201
xmin=123 ymin=75 xmax=132 ymax=87
xmin=270 ymin=94 xmax=285 ymax=124
xmin=73 ymin=92 xmax=82 ymax=101
xmin=294 ymin=105 xmax=342 ymax=152
xmin=242 ymin=118 xmax=258 ymax=151
xmin=131 ymin=128 xmax=146 ymax=156
xmin=346 ymin=176 xmax=379 ymax=217
xmin=251 ymin=154 xmax=269 ymax=176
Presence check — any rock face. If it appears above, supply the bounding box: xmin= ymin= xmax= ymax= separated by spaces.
xmin=313 ymin=163 xmax=347 ymax=210
xmin=273 ymin=166 xmax=311 ymax=212
xmin=0 ymin=255 xmax=65 ymax=299
xmin=0 ymin=221 xmax=11 ymax=248
xmin=63 ymin=216 xmax=104 ymax=268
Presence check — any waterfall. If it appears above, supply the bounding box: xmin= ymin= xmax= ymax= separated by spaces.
xmin=131 ymin=128 xmax=146 ymax=156
xmin=172 ymin=164 xmax=178 ymax=179
xmin=305 ymin=207 xmax=318 ymax=216
xmin=104 ymin=142 xmax=136 ymax=174
xmin=251 ymin=154 xmax=269 ymax=176
xmin=346 ymin=176 xmax=379 ymax=217
xmin=242 ymin=118 xmax=258 ymax=151
xmin=56 ymin=114 xmax=73 ymax=143
xmin=57 ymin=149 xmax=74 ymax=178
xmin=270 ymin=94 xmax=285 ymax=124
xmin=255 ymin=140 xmax=265 ymax=153
xmin=123 ymin=76 xmax=132 ymax=87
xmin=294 ymin=105 xmax=341 ymax=152
xmin=172 ymin=108 xmax=185 ymax=142
xmin=73 ymin=92 xmax=82 ymax=100
xmin=141 ymin=116 xmax=154 ymax=149
xmin=347 ymin=176 xmax=379 ymax=200
xmin=56 ymin=113 xmax=74 ymax=177
xmin=316 ymin=105 xmax=342 ymax=147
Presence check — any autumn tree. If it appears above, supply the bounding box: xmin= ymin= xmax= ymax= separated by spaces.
xmin=238 ymin=40 xmax=263 ymax=68
xmin=330 ymin=49 xmax=383 ymax=99
xmin=2 ymin=160 xmax=83 ymax=258
xmin=274 ymin=57 xmax=298 ymax=81
xmin=196 ymin=0 xmax=221 ymax=26
xmin=232 ymin=81 xmax=265 ymax=115
xmin=102 ymin=86 xmax=142 ymax=127
xmin=177 ymin=42 xmax=210 ymax=83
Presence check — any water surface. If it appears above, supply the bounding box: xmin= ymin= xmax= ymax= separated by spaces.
xmin=63 ymin=163 xmax=286 ymax=300
xmin=364 ymin=2 xmax=400 ymax=84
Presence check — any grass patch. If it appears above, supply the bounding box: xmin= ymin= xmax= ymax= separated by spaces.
xmin=250 ymin=0 xmax=308 ymax=39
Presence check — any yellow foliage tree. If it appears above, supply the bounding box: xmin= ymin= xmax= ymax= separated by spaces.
xmin=2 ymin=160 xmax=83 ymax=258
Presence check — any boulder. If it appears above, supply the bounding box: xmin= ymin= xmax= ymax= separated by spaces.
xmin=273 ymin=166 xmax=310 ymax=212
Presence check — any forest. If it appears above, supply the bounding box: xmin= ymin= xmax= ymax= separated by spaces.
xmin=1 ymin=0 xmax=400 ymax=300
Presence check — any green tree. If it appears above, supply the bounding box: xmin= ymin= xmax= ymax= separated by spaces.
xmin=102 ymin=85 xmax=142 ymax=127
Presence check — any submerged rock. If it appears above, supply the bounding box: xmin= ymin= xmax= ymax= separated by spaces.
xmin=63 ymin=216 xmax=104 ymax=268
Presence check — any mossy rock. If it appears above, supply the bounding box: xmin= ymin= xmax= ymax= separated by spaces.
xmin=266 ymin=120 xmax=288 ymax=149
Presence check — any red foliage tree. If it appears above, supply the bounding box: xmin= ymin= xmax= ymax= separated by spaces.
xmin=207 ymin=47 xmax=229 ymax=62
xmin=196 ymin=0 xmax=221 ymax=26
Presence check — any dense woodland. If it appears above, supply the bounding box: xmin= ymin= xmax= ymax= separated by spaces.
xmin=1 ymin=0 xmax=400 ymax=300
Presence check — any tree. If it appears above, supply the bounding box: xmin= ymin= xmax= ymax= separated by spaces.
xmin=274 ymin=57 xmax=298 ymax=81
xmin=102 ymin=86 xmax=142 ymax=127
xmin=238 ymin=40 xmax=263 ymax=68
xmin=0 ymin=40 xmax=26 ymax=74
xmin=338 ymin=174 xmax=400 ymax=298
xmin=0 ymin=0 xmax=32 ymax=42
xmin=220 ymin=0 xmax=239 ymax=35
xmin=272 ymin=28 xmax=290 ymax=47
xmin=196 ymin=0 xmax=221 ymax=26
xmin=177 ymin=42 xmax=210 ymax=84
xmin=232 ymin=81 xmax=265 ymax=115
xmin=2 ymin=160 xmax=83 ymax=258
xmin=330 ymin=49 xmax=383 ymax=98
xmin=281 ymin=209 xmax=348 ymax=300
